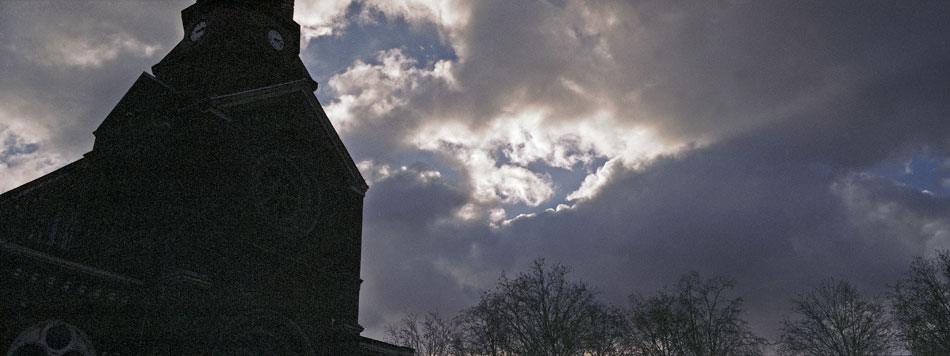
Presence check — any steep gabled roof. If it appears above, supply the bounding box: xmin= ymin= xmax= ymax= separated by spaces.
xmin=203 ymin=79 xmax=368 ymax=194
xmin=95 ymin=72 xmax=185 ymax=137
xmin=0 ymin=159 xmax=86 ymax=206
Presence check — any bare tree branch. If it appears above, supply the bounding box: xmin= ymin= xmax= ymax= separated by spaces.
xmin=457 ymin=259 xmax=623 ymax=356
xmin=778 ymin=279 xmax=896 ymax=356
xmin=891 ymin=251 xmax=950 ymax=355
xmin=625 ymin=272 xmax=766 ymax=356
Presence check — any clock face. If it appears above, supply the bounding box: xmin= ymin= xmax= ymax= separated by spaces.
xmin=190 ymin=21 xmax=208 ymax=42
xmin=267 ymin=29 xmax=285 ymax=51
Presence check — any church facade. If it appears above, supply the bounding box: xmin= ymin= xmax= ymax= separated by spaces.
xmin=0 ymin=0 xmax=411 ymax=355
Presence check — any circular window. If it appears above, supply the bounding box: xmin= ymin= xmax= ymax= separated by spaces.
xmin=251 ymin=153 xmax=318 ymax=239
xmin=7 ymin=321 xmax=95 ymax=356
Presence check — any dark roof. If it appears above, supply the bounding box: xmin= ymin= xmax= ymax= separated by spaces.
xmin=0 ymin=159 xmax=85 ymax=205
xmin=202 ymin=78 xmax=368 ymax=194
xmin=358 ymin=336 xmax=415 ymax=356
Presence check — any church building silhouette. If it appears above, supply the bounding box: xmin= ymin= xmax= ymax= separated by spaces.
xmin=0 ymin=0 xmax=412 ymax=354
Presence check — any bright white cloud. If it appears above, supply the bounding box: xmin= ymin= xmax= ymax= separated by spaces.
xmin=361 ymin=0 xmax=471 ymax=53
xmin=325 ymin=49 xmax=457 ymax=133
xmin=409 ymin=118 xmax=560 ymax=207
xmin=324 ymin=30 xmax=682 ymax=216
xmin=363 ymin=0 xmax=470 ymax=29
xmin=410 ymin=109 xmax=675 ymax=206
xmin=294 ymin=0 xmax=470 ymax=46
xmin=330 ymin=52 xmax=562 ymax=208
xmin=567 ymin=157 xmax=621 ymax=202
xmin=315 ymin=0 xmax=699 ymax=216
xmin=295 ymin=0 xmax=353 ymax=42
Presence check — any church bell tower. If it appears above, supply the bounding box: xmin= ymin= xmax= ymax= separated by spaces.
xmin=0 ymin=0 xmax=411 ymax=355
xmin=151 ymin=0 xmax=315 ymax=97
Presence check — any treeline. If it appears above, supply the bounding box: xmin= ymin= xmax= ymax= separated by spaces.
xmin=387 ymin=252 xmax=950 ymax=356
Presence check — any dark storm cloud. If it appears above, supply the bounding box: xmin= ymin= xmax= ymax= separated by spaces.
xmin=350 ymin=1 xmax=950 ymax=340
xmin=417 ymin=0 xmax=950 ymax=150
xmin=359 ymin=132 xmax=950 ymax=340
xmin=495 ymin=136 xmax=944 ymax=334
xmin=359 ymin=163 xmax=493 ymax=330
xmin=323 ymin=0 xmax=950 ymax=209
xmin=585 ymin=0 xmax=950 ymax=144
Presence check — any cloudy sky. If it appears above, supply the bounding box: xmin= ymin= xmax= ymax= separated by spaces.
xmin=2 ymin=0 xmax=950 ymax=342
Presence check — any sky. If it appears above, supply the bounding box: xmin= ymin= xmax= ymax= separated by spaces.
xmin=2 ymin=0 xmax=950 ymax=343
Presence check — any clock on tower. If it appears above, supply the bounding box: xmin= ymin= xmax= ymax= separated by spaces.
xmin=0 ymin=1 xmax=411 ymax=355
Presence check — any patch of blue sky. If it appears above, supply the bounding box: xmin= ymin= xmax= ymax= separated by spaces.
xmin=872 ymin=153 xmax=950 ymax=196
xmin=303 ymin=1 xmax=457 ymax=99
xmin=0 ymin=138 xmax=39 ymax=166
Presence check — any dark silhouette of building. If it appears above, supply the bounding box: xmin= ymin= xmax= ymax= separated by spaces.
xmin=0 ymin=0 xmax=411 ymax=354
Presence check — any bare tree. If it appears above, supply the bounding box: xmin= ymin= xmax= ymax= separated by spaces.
xmin=387 ymin=312 xmax=462 ymax=356
xmin=891 ymin=251 xmax=950 ymax=355
xmin=460 ymin=259 xmax=621 ymax=356
xmin=625 ymin=272 xmax=766 ymax=356
xmin=456 ymin=293 xmax=514 ymax=356
xmin=584 ymin=306 xmax=629 ymax=356
xmin=777 ymin=279 xmax=895 ymax=356
xmin=626 ymin=293 xmax=683 ymax=356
